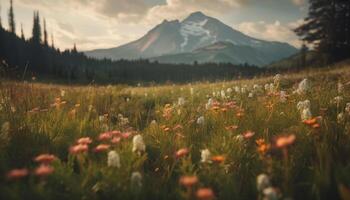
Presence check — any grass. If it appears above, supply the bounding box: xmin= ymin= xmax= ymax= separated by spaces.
xmin=0 ymin=64 xmax=350 ymax=200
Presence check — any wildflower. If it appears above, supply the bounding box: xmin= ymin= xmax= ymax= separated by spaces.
xmin=234 ymin=134 xmax=244 ymax=143
xmin=273 ymin=74 xmax=281 ymax=86
xmin=131 ymin=171 xmax=143 ymax=189
xmin=197 ymin=116 xmax=205 ymax=125
xmin=225 ymin=125 xmax=238 ymax=132
xmin=60 ymin=89 xmax=66 ymax=96
xmin=333 ymin=96 xmax=343 ymax=104
xmin=34 ymin=154 xmax=57 ymax=164
xmin=220 ymin=90 xmax=226 ymax=98
xmin=337 ymin=112 xmax=345 ymax=123
xmin=6 ymin=168 xmax=29 ymax=180
xmin=70 ymin=144 xmax=88 ymax=154
xmin=107 ymin=151 xmax=121 ymax=168
xmin=211 ymin=155 xmax=225 ymax=164
xmin=297 ymin=100 xmax=310 ymax=111
xmin=190 ymin=88 xmax=194 ymax=95
xmin=94 ymin=144 xmax=110 ymax=152
xmin=201 ymin=149 xmax=212 ymax=163
xmin=179 ymin=175 xmax=198 ymax=187
xmin=248 ymin=92 xmax=254 ymax=98
xmin=257 ymin=174 xmax=270 ymax=192
xmin=178 ymin=97 xmax=186 ymax=106
xmin=35 ymin=164 xmax=54 ymax=177
xmin=176 ymin=148 xmax=189 ymax=158
xmin=226 ymin=88 xmax=233 ymax=93
xmin=301 ymin=108 xmax=312 ymax=121
xmin=196 ymin=188 xmax=215 ymax=200
xmin=280 ymin=91 xmax=288 ymax=102
xmin=256 ymin=139 xmax=270 ymax=156
xmin=338 ymin=82 xmax=344 ymax=93
xmin=346 ymin=103 xmax=350 ymax=114
xmin=276 ymin=134 xmax=296 ymax=148
xmin=77 ymin=137 xmax=93 ymax=145
xmin=132 ymin=134 xmax=146 ymax=154
xmin=263 ymin=187 xmax=279 ymax=200
xmin=98 ymin=132 xmax=112 ymax=141
xmin=111 ymin=137 xmax=121 ymax=144
xmin=296 ymin=78 xmax=311 ymax=94
xmin=243 ymin=131 xmax=255 ymax=139
xmin=234 ymin=86 xmax=240 ymax=93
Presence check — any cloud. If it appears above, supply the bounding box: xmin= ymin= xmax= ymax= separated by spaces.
xmin=292 ymin=0 xmax=305 ymax=6
xmin=237 ymin=19 xmax=304 ymax=47
xmin=144 ymin=0 xmax=247 ymax=24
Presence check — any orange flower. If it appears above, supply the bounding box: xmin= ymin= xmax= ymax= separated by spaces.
xmin=236 ymin=112 xmax=244 ymax=118
xmin=196 ymin=188 xmax=215 ymax=200
xmin=34 ymin=154 xmax=57 ymax=164
xmin=94 ymin=144 xmax=110 ymax=152
xmin=303 ymin=118 xmax=317 ymax=125
xmin=6 ymin=168 xmax=29 ymax=180
xmin=276 ymin=134 xmax=296 ymax=148
xmin=77 ymin=137 xmax=92 ymax=145
xmin=35 ymin=164 xmax=54 ymax=177
xmin=211 ymin=155 xmax=225 ymax=164
xmin=179 ymin=175 xmax=199 ymax=187
xmin=70 ymin=144 xmax=88 ymax=154
xmin=176 ymin=148 xmax=190 ymax=158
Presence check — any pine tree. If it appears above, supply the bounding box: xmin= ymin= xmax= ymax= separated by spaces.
xmin=51 ymin=33 xmax=55 ymax=48
xmin=295 ymin=0 xmax=350 ymax=63
xmin=8 ymin=0 xmax=15 ymax=34
xmin=0 ymin=4 xmax=3 ymax=29
xmin=300 ymin=43 xmax=308 ymax=69
xmin=43 ymin=18 xmax=48 ymax=46
xmin=20 ymin=23 xmax=24 ymax=40
xmin=31 ymin=11 xmax=41 ymax=44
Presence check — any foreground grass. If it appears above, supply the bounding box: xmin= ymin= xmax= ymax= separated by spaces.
xmin=0 ymin=65 xmax=350 ymax=200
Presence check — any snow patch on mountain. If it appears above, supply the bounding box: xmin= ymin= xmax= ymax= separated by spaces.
xmin=180 ymin=19 xmax=214 ymax=51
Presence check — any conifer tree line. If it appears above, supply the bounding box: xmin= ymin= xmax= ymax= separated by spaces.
xmin=295 ymin=0 xmax=350 ymax=63
xmin=0 ymin=0 xmax=261 ymax=83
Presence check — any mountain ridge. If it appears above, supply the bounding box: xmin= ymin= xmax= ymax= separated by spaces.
xmin=85 ymin=11 xmax=298 ymax=66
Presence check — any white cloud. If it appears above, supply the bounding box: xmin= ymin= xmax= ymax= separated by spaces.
xmin=292 ymin=0 xmax=305 ymax=6
xmin=237 ymin=19 xmax=304 ymax=47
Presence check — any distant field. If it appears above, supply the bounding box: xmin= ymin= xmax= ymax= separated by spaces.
xmin=0 ymin=64 xmax=350 ymax=200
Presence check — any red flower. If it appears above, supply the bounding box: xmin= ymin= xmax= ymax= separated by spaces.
xmin=6 ymin=168 xmax=29 ymax=180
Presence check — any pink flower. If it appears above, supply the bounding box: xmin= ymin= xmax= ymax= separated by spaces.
xmin=243 ymin=131 xmax=255 ymax=139
xmin=34 ymin=154 xmax=57 ymax=164
xmin=98 ymin=132 xmax=112 ymax=141
xmin=35 ymin=165 xmax=54 ymax=177
xmin=6 ymin=168 xmax=29 ymax=180
xmin=77 ymin=137 xmax=92 ymax=145
xmin=70 ymin=144 xmax=88 ymax=154
xmin=111 ymin=137 xmax=121 ymax=144
xmin=175 ymin=148 xmax=190 ymax=158
xmin=94 ymin=144 xmax=110 ymax=152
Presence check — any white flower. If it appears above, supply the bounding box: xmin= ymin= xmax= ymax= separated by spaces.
xmin=269 ymin=83 xmax=275 ymax=93
xmin=150 ymin=120 xmax=157 ymax=126
xmin=107 ymin=151 xmax=121 ymax=168
xmin=264 ymin=84 xmax=270 ymax=91
xmin=257 ymin=174 xmax=270 ymax=192
xmin=248 ymin=92 xmax=254 ymax=98
xmin=131 ymin=171 xmax=143 ymax=189
xmin=273 ymin=74 xmax=281 ymax=86
xmin=60 ymin=90 xmax=66 ymax=97
xmin=338 ymin=82 xmax=344 ymax=93
xmin=132 ymin=135 xmax=146 ymax=154
xmin=301 ymin=108 xmax=312 ymax=121
xmin=337 ymin=112 xmax=345 ymax=123
xmin=345 ymin=103 xmax=350 ymax=114
xmin=280 ymin=91 xmax=287 ymax=102
xmin=220 ymin=90 xmax=226 ymax=98
xmin=296 ymin=78 xmax=311 ymax=94
xmin=241 ymin=87 xmax=247 ymax=94
xmin=205 ymin=98 xmax=213 ymax=110
xmin=178 ymin=97 xmax=186 ymax=106
xmin=190 ymin=88 xmax=194 ymax=95
xmin=297 ymin=100 xmax=310 ymax=111
xmin=226 ymin=88 xmax=233 ymax=93
xmin=263 ymin=187 xmax=279 ymax=200
xmin=197 ymin=116 xmax=205 ymax=125
xmin=200 ymin=149 xmax=212 ymax=163
xmin=333 ymin=96 xmax=343 ymax=104
xmin=235 ymin=86 xmax=240 ymax=93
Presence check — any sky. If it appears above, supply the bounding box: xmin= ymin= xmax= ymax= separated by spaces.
xmin=0 ymin=0 xmax=308 ymax=51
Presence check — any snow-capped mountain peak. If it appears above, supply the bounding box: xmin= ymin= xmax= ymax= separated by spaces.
xmin=85 ymin=11 xmax=298 ymax=66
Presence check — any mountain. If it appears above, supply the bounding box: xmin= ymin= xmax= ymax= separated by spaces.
xmin=150 ymin=41 xmax=291 ymax=66
xmin=85 ymin=11 xmax=298 ymax=66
